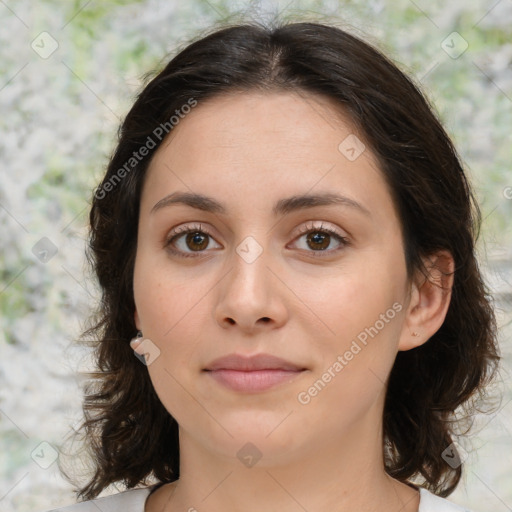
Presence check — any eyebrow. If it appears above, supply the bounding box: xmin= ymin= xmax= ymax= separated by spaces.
xmin=150 ymin=191 xmax=371 ymax=217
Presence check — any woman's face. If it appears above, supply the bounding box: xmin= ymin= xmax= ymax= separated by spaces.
xmin=133 ymin=90 xmax=414 ymax=463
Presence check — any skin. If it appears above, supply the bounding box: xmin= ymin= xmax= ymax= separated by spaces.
xmin=132 ymin=90 xmax=454 ymax=512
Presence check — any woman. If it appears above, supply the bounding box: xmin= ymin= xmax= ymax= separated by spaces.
xmin=47 ymin=19 xmax=500 ymax=512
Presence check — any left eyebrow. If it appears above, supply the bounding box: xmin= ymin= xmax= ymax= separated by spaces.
xmin=150 ymin=191 xmax=371 ymax=218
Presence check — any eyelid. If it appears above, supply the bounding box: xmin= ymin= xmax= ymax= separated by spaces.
xmin=291 ymin=220 xmax=346 ymax=240
xmin=163 ymin=222 xmax=216 ymax=247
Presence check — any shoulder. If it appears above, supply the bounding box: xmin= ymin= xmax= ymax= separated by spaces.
xmin=419 ymin=487 xmax=475 ymax=512
xmin=39 ymin=486 xmax=154 ymax=512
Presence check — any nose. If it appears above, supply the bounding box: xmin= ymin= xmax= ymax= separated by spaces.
xmin=214 ymin=239 xmax=288 ymax=334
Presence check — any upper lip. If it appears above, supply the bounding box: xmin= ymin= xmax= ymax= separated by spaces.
xmin=204 ymin=353 xmax=306 ymax=371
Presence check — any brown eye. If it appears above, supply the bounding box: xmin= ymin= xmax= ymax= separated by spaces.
xmin=164 ymin=224 xmax=221 ymax=258
xmin=290 ymin=222 xmax=350 ymax=257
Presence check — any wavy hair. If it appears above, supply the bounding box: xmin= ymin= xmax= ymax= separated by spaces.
xmin=60 ymin=19 xmax=500 ymax=501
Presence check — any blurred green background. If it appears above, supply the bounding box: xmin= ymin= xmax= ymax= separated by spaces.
xmin=0 ymin=1 xmax=511 ymax=511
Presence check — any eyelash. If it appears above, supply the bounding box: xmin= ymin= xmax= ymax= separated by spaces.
xmin=164 ymin=222 xmax=350 ymax=259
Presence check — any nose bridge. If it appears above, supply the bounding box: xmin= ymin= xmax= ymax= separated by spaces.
xmin=215 ymin=231 xmax=284 ymax=329
xmin=230 ymin=233 xmax=270 ymax=299
xmin=235 ymin=234 xmax=266 ymax=267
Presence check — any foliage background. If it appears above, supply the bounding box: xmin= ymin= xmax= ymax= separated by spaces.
xmin=0 ymin=1 xmax=511 ymax=511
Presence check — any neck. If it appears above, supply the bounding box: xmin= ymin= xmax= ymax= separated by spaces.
xmin=154 ymin=402 xmax=419 ymax=512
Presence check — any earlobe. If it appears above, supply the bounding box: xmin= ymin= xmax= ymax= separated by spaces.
xmin=130 ymin=330 xmax=144 ymax=352
xmin=398 ymin=250 xmax=455 ymax=352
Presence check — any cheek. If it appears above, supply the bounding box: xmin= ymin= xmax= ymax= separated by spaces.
xmin=294 ymin=260 xmax=403 ymax=340
xmin=134 ymin=247 xmax=211 ymax=334
xmin=293 ymin=278 xmax=403 ymax=436
xmin=133 ymin=265 xmax=209 ymax=423
xmin=136 ymin=283 xmax=208 ymax=362
xmin=293 ymin=256 xmax=406 ymax=392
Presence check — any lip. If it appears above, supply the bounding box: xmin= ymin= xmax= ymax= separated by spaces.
xmin=203 ymin=353 xmax=308 ymax=393
xmin=204 ymin=353 xmax=306 ymax=372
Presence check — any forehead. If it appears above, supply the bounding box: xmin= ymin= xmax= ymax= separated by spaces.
xmin=142 ymin=90 xmax=394 ymax=222
xmin=153 ymin=90 xmax=365 ymax=162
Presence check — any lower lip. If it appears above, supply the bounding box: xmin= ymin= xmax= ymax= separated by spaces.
xmin=206 ymin=369 xmax=305 ymax=392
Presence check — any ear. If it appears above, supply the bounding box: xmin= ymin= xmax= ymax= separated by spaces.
xmin=134 ymin=309 xmax=141 ymax=331
xmin=131 ymin=310 xmax=144 ymax=353
xmin=398 ymin=250 xmax=455 ymax=351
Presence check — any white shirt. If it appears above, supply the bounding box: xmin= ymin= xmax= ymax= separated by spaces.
xmin=41 ymin=485 xmax=475 ymax=512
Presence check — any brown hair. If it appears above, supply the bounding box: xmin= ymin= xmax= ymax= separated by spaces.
xmin=60 ymin=19 xmax=500 ymax=501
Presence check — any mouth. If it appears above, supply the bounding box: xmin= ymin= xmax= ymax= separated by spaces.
xmin=203 ymin=352 xmax=308 ymax=393
xmin=204 ymin=368 xmax=307 ymax=393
